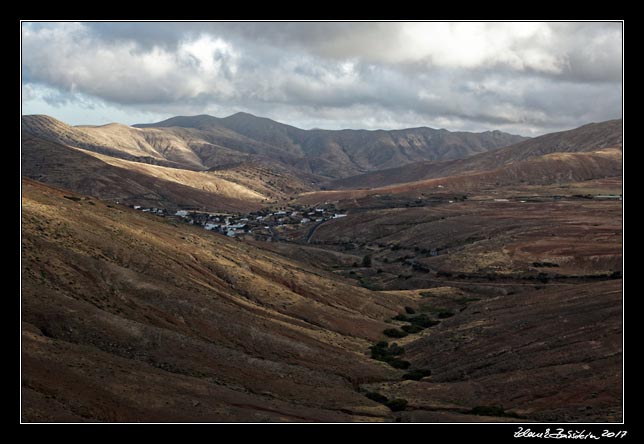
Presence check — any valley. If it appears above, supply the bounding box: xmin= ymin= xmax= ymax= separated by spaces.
xmin=20 ymin=114 xmax=623 ymax=423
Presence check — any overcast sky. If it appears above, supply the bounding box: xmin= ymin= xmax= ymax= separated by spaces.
xmin=21 ymin=22 xmax=622 ymax=136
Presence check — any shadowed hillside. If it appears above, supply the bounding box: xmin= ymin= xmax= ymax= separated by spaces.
xmin=328 ymin=119 xmax=622 ymax=190
xmin=21 ymin=178 xmax=418 ymax=422
xmin=298 ymin=148 xmax=622 ymax=205
xmin=22 ymin=112 xmax=526 ymax=182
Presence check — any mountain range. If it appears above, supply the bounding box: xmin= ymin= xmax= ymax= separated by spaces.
xmin=22 ymin=113 xmax=621 ymax=212
xmin=23 ymin=112 xmax=526 ymax=181
xmin=327 ymin=119 xmax=623 ymax=190
xmin=297 ymin=119 xmax=622 ymax=206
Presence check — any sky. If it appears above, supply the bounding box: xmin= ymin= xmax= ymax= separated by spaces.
xmin=21 ymin=22 xmax=622 ymax=136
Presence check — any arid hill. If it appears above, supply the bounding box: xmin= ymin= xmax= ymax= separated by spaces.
xmin=21 ymin=134 xmax=266 ymax=212
xmin=21 ymin=113 xmax=622 ymax=423
xmin=367 ymin=279 xmax=622 ymax=422
xmin=21 ymin=178 xmax=417 ymax=422
xmin=22 ymin=113 xmax=526 ymax=182
xmin=328 ymin=119 xmax=622 ymax=190
xmin=21 ymin=179 xmax=622 ymax=422
xmin=298 ymin=148 xmax=622 ymax=205
xmin=137 ymin=112 xmax=526 ymax=179
xmin=21 ymin=113 xmax=529 ymax=210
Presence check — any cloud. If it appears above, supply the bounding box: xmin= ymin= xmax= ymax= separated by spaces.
xmin=21 ymin=22 xmax=622 ymax=135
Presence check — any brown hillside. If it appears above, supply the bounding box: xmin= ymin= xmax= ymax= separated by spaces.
xmin=369 ymin=280 xmax=622 ymax=422
xmin=25 ymin=112 xmax=525 ymax=181
xmin=329 ymin=119 xmax=622 ymax=190
xmin=21 ymin=134 xmax=264 ymax=213
xmin=21 ymin=179 xmax=417 ymax=422
xmin=300 ymin=148 xmax=622 ymax=205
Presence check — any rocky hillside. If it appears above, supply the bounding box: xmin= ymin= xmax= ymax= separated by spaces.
xmin=22 ymin=112 xmax=526 ymax=182
xmin=328 ymin=119 xmax=622 ymax=190
xmin=21 ymin=178 xmax=416 ymax=422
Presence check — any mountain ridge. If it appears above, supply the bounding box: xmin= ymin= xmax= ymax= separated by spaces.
xmin=23 ymin=112 xmax=527 ymax=181
xmin=327 ymin=119 xmax=623 ymax=190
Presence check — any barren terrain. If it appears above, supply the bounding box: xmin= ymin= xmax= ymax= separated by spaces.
xmin=21 ymin=116 xmax=623 ymax=423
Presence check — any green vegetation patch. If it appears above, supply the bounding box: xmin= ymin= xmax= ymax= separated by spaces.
xmin=408 ymin=314 xmax=440 ymax=328
xmin=364 ymin=392 xmax=409 ymax=412
xmin=437 ymin=310 xmax=455 ymax=319
xmin=388 ymin=359 xmax=411 ymax=369
xmin=383 ymin=328 xmax=408 ymax=338
xmin=365 ymin=391 xmax=388 ymax=403
xmin=401 ymin=324 xmax=423 ymax=334
xmin=402 ymin=369 xmax=432 ymax=380
xmin=392 ymin=313 xmax=440 ymax=329
xmin=385 ymin=399 xmax=408 ymax=411
xmin=370 ymin=342 xmax=410 ymax=369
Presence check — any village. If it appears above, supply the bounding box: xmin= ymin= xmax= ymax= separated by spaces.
xmin=129 ymin=203 xmax=347 ymax=242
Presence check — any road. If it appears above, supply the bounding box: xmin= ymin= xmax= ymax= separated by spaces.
xmin=306 ymin=219 xmax=333 ymax=244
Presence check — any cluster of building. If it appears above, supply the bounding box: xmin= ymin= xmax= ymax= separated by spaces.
xmin=130 ymin=204 xmax=346 ymax=240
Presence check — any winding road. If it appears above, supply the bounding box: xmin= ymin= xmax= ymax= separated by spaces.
xmin=305 ymin=219 xmax=334 ymax=244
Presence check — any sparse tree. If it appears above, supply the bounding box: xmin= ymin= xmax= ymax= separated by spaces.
xmin=362 ymin=254 xmax=372 ymax=268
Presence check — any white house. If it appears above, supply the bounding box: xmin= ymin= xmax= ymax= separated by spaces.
xmin=175 ymin=210 xmax=189 ymax=217
xmin=228 ymin=223 xmax=247 ymax=230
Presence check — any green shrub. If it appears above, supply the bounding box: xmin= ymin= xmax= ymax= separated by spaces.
xmin=402 ymin=369 xmax=432 ymax=380
xmin=393 ymin=314 xmax=410 ymax=321
xmin=370 ymin=342 xmax=404 ymax=360
xmin=388 ymin=359 xmax=411 ymax=369
xmin=388 ymin=343 xmax=405 ymax=356
xmin=404 ymin=306 xmax=416 ymax=314
xmin=437 ymin=310 xmax=455 ymax=319
xmin=401 ymin=324 xmax=423 ymax=334
xmin=370 ymin=344 xmax=388 ymax=361
xmin=359 ymin=278 xmax=382 ymax=291
xmin=365 ymin=392 xmax=388 ymax=403
xmin=469 ymin=406 xmax=521 ymax=418
xmin=362 ymin=254 xmax=372 ymax=267
xmin=369 ymin=342 xmax=410 ymax=369
xmin=385 ymin=398 xmax=408 ymax=411
xmin=383 ymin=328 xmax=408 ymax=338
xmin=408 ymin=314 xmax=439 ymax=328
